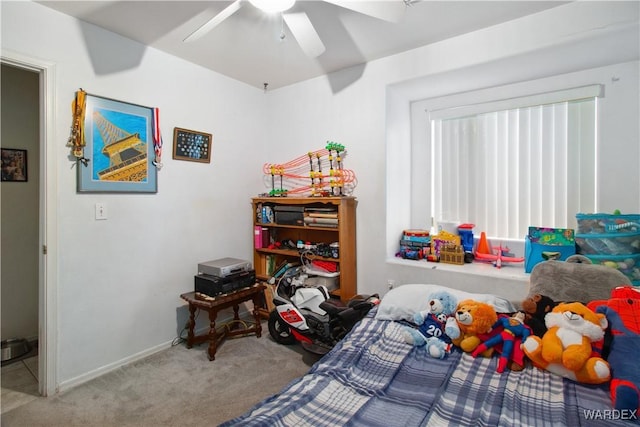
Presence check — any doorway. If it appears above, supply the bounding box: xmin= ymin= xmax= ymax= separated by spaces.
xmin=1 ymin=64 xmax=40 ymax=407
xmin=1 ymin=53 xmax=58 ymax=397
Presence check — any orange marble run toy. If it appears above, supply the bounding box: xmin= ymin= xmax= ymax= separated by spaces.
xmin=263 ymin=141 xmax=357 ymax=197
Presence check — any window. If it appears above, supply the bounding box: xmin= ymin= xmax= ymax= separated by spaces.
xmin=422 ymin=85 xmax=602 ymax=241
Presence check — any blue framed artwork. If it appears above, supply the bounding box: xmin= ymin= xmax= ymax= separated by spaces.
xmin=77 ymin=94 xmax=157 ymax=193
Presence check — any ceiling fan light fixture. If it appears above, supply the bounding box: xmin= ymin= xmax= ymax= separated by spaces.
xmin=249 ymin=0 xmax=296 ymax=14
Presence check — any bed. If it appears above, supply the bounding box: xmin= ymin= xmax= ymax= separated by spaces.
xmin=221 ymin=280 xmax=632 ymax=427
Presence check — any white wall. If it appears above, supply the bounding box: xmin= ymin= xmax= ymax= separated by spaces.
xmin=1 ymin=0 xmax=638 ymax=392
xmin=2 ymin=1 xmax=267 ymax=388
xmin=266 ymin=1 xmax=640 ymax=302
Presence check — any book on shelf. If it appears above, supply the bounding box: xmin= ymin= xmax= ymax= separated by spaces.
xmin=271 ymin=260 xmax=300 ymax=279
xmin=265 ymin=255 xmax=276 ymax=276
xmin=305 ymin=212 xmax=338 ymax=219
xmin=303 ymin=217 xmax=339 ymax=226
xmin=254 ymin=226 xmax=270 ymax=248
xmin=304 ymin=207 xmax=337 ymax=213
xmin=304 ymin=223 xmax=338 ymax=228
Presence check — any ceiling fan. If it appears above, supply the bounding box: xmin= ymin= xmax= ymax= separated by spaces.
xmin=183 ymin=0 xmax=407 ymax=58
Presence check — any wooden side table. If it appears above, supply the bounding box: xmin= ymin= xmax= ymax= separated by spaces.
xmin=180 ymin=283 xmax=266 ymax=361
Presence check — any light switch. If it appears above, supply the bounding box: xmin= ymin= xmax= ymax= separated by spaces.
xmin=95 ymin=203 xmax=107 ymax=220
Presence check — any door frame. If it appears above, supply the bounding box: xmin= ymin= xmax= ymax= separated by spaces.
xmin=2 ymin=50 xmax=58 ymax=397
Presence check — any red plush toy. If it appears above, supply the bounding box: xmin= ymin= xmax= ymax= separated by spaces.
xmin=471 ymin=311 xmax=532 ymax=373
xmin=588 ymin=286 xmax=640 ymax=414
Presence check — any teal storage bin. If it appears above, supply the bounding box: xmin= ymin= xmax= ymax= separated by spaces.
xmin=575 ymin=232 xmax=640 ymax=255
xmin=575 ymin=213 xmax=640 ymax=255
xmin=584 ymin=253 xmax=640 ymax=286
xmin=576 ymin=213 xmax=640 ymax=234
xmin=577 ymin=213 xmax=640 ymax=285
xmin=525 ymin=227 xmax=576 ymax=273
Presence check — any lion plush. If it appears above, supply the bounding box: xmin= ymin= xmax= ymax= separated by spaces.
xmin=522 ymin=301 xmax=611 ymax=384
xmin=451 ymin=299 xmax=498 ymax=356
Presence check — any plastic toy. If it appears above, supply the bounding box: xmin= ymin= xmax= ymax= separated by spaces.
xmin=473 ymin=232 xmax=524 ymax=268
xmin=397 ymin=230 xmax=430 ymax=260
xmin=262 ymin=141 xmax=357 ymax=197
xmin=457 ymin=223 xmax=475 ymax=252
xmin=397 ymin=247 xmax=428 ymax=260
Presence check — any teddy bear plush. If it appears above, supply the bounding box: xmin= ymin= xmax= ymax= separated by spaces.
xmin=402 ymin=290 xmax=460 ymax=359
xmin=588 ymin=286 xmax=640 ymax=412
xmin=450 ymin=299 xmax=498 ymax=356
xmin=522 ymin=301 xmax=610 ymax=384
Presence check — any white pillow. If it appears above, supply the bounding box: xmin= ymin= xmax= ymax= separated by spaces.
xmin=375 ymin=283 xmax=517 ymax=321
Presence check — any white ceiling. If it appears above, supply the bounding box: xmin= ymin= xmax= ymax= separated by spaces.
xmin=37 ymin=0 xmax=569 ymax=90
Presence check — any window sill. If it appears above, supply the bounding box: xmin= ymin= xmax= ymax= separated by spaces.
xmin=387 ymin=257 xmax=529 ymax=283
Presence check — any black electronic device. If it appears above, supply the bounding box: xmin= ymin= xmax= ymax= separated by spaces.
xmin=274 ymin=206 xmax=304 ymax=225
xmin=194 ymin=269 xmax=256 ymax=298
xmin=198 ymin=257 xmax=252 ymax=278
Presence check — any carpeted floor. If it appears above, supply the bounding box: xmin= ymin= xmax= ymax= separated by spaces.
xmin=1 ymin=321 xmax=321 ymax=427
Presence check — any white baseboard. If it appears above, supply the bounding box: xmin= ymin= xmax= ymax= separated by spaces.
xmin=57 ymin=311 xmax=256 ymax=393
xmin=58 ymin=341 xmax=172 ymax=393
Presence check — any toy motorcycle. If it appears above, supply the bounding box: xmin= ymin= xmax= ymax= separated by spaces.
xmin=267 ymin=266 xmax=379 ymax=354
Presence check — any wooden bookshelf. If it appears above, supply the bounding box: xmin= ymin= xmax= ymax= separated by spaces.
xmin=252 ymin=196 xmax=357 ymax=303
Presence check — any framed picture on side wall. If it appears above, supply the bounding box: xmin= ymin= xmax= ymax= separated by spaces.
xmin=1 ymin=148 xmax=28 ymax=182
xmin=77 ymin=93 xmax=157 ymax=193
xmin=172 ymin=127 xmax=212 ymax=163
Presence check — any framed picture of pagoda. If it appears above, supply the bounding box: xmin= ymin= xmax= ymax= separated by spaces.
xmin=77 ymin=93 xmax=157 ymax=193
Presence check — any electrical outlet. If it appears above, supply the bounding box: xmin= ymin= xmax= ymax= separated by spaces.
xmin=95 ymin=203 xmax=108 ymax=220
xmin=387 ymin=279 xmax=396 ymax=290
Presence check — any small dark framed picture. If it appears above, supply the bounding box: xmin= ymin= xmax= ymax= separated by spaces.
xmin=173 ymin=127 xmax=212 ymax=163
xmin=1 ymin=148 xmax=28 ymax=182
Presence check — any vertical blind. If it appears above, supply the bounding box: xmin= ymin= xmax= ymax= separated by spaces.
xmin=429 ymin=87 xmax=599 ymax=240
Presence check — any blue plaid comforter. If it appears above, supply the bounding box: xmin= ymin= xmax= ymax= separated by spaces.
xmin=221 ymin=314 xmax=630 ymax=426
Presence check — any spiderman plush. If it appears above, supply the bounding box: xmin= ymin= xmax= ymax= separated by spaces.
xmin=588 ymin=286 xmax=640 ymax=413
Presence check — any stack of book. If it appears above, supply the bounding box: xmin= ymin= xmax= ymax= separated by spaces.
xmin=304 ymin=208 xmax=338 ymax=228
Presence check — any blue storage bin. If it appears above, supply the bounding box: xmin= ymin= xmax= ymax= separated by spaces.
xmin=584 ymin=253 xmax=640 ymax=286
xmin=575 ymin=214 xmax=640 ymax=266
xmin=576 ymin=213 xmax=640 ymax=234
xmin=525 ymin=227 xmax=576 ymax=273
xmin=575 ymin=232 xmax=640 ymax=255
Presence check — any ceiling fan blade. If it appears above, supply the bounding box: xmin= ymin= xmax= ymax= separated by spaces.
xmin=323 ymin=0 xmax=406 ymax=23
xmin=183 ymin=0 xmax=243 ymax=42
xmin=283 ymin=12 xmax=326 ymax=58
